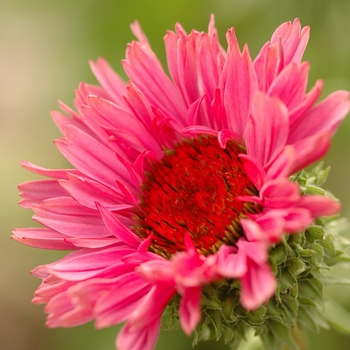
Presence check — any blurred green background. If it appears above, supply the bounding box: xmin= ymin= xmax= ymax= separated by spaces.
xmin=1 ymin=0 xmax=350 ymax=349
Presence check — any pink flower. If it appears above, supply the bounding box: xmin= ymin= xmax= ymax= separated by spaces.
xmin=14 ymin=16 xmax=349 ymax=350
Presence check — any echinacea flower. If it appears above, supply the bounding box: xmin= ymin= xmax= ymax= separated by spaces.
xmin=14 ymin=16 xmax=350 ymax=350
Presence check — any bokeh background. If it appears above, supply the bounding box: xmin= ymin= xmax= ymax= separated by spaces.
xmin=1 ymin=0 xmax=350 ymax=349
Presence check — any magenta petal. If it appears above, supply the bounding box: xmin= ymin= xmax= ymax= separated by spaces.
xmin=32 ymin=197 xmax=111 ymax=238
xmin=12 ymin=228 xmax=76 ymax=250
xmin=217 ymin=129 xmax=241 ymax=148
xmin=137 ymin=259 xmax=174 ymax=284
xmin=18 ymin=179 xmax=68 ymax=208
xmin=65 ymin=237 xmax=120 ymax=249
xmin=45 ymin=246 xmax=135 ymax=280
xmin=236 ymin=238 xmax=268 ymax=264
xmin=288 ymin=132 xmax=331 ymax=174
xmin=93 ymin=273 xmax=152 ymax=327
xmin=123 ymin=41 xmax=187 ymax=125
xmin=20 ymin=161 xmax=76 ymax=179
xmin=59 ymin=173 xmax=134 ymax=211
xmin=261 ymin=178 xmax=300 ymax=209
xmin=117 ymin=318 xmax=161 ymax=350
xmin=265 ymin=146 xmax=296 ymax=181
xmin=240 ymin=260 xmax=276 ymax=310
xmin=89 ymin=57 xmax=127 ymax=107
xmin=239 ymin=154 xmax=266 ymax=190
xmin=270 ymin=18 xmax=309 ymax=65
xmin=215 ymin=244 xmax=247 ymax=278
xmin=179 ymin=286 xmax=202 ymax=335
xmin=280 ymin=208 xmax=312 ymax=232
xmin=222 ymin=30 xmax=258 ymax=138
xmin=241 ymin=217 xmax=284 ymax=243
xmin=288 ymin=90 xmax=350 ymax=143
xmin=267 ymin=62 xmax=309 ymax=110
xmin=55 ymin=125 xmax=136 ymax=191
xmin=245 ymin=92 xmax=289 ymax=167
xmin=129 ymin=284 xmax=176 ymax=328
xmin=297 ymin=196 xmax=341 ymax=218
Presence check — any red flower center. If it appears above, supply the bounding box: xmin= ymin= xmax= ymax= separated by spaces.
xmin=135 ymin=137 xmax=260 ymax=258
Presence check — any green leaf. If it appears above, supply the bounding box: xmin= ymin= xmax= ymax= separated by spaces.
xmin=221 ymin=294 xmax=240 ymax=322
xmin=298 ymin=278 xmax=323 ymax=301
xmin=305 ymin=225 xmax=325 ymax=242
xmin=268 ymin=320 xmax=299 ymax=350
xmin=309 ymin=243 xmax=324 ymax=267
xmin=205 ymin=309 xmax=222 ymax=341
xmin=298 ymin=305 xmax=329 ymax=332
xmin=280 ymin=294 xmax=299 ymax=317
xmin=260 ymin=329 xmax=284 ymax=350
xmin=265 ymin=299 xmax=284 ymax=324
xmin=269 ymin=244 xmax=288 ymax=265
xmin=288 ymin=257 xmax=307 ymax=276
xmin=325 ymin=299 xmax=350 ymax=334
xmin=277 ymin=271 xmax=297 ymax=295
xmin=321 ymin=275 xmax=350 ymax=286
xmin=293 ymin=243 xmax=315 ymax=257
xmin=297 ymin=306 xmax=319 ymax=332
xmin=222 ymin=325 xmax=234 ymax=343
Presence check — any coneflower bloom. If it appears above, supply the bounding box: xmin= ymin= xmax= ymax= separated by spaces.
xmin=14 ymin=16 xmax=350 ymax=350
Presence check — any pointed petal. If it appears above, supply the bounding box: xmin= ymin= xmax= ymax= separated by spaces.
xmin=97 ymin=203 xmax=141 ymax=248
xmin=179 ymin=286 xmax=202 ymax=335
xmin=89 ymin=58 xmax=127 ymax=107
xmin=288 ymin=90 xmax=350 ymax=143
xmin=245 ymin=93 xmax=289 ymax=167
xmin=221 ymin=30 xmax=257 ymax=138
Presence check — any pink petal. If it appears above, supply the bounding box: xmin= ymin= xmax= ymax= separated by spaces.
xmin=93 ymin=273 xmax=152 ymax=327
xmin=12 ymin=228 xmax=76 ymax=250
xmin=179 ymin=286 xmax=202 ymax=335
xmin=198 ymin=33 xmax=221 ymax=102
xmin=136 ymin=259 xmax=174 ymax=284
xmin=55 ymin=125 xmax=136 ymax=191
xmin=89 ymin=57 xmax=127 ymax=107
xmin=221 ymin=31 xmax=258 ymax=138
xmin=117 ymin=318 xmax=161 ymax=350
xmin=296 ymin=196 xmax=341 ymax=218
xmin=59 ymin=173 xmax=134 ymax=211
xmin=245 ymin=92 xmax=289 ymax=167
xmin=20 ymin=161 xmax=76 ymax=179
xmin=288 ymin=132 xmax=331 ymax=175
xmin=96 ymin=203 xmax=141 ymax=248
xmin=240 ymin=260 xmax=276 ymax=310
xmin=267 ymin=62 xmax=309 ymax=110
xmin=86 ymin=95 xmax=162 ymax=156
xmin=265 ymin=145 xmax=296 ymax=181
xmin=236 ymin=238 xmax=268 ymax=264
xmin=45 ymin=246 xmax=135 ymax=280
xmin=215 ymin=244 xmax=247 ymax=278
xmin=32 ymin=197 xmax=111 ymax=238
xmin=260 ymin=178 xmax=300 ymax=209
xmin=65 ymin=237 xmax=120 ymax=249
xmin=241 ymin=217 xmax=284 ymax=243
xmin=270 ymin=18 xmax=309 ymax=65
xmin=123 ymin=41 xmax=187 ymax=125
xmin=239 ymin=154 xmax=266 ymax=190
xmin=289 ymin=79 xmax=323 ymax=126
xmin=288 ymin=90 xmax=350 ymax=143
xmin=18 ymin=179 xmax=68 ymax=208
xmin=129 ymin=284 xmax=176 ymax=328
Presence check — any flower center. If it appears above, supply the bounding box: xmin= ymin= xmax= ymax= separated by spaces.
xmin=135 ymin=136 xmax=260 ymax=258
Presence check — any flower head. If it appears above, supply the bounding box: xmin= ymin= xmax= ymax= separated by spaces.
xmin=14 ymin=16 xmax=350 ymax=350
